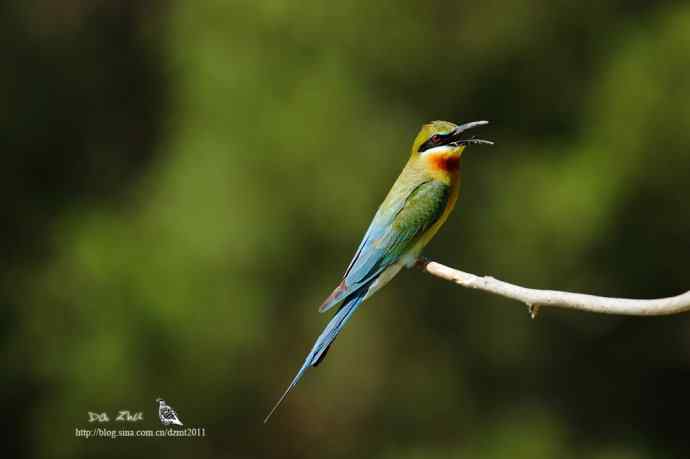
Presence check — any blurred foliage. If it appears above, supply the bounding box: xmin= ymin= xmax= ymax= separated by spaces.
xmin=2 ymin=1 xmax=690 ymax=458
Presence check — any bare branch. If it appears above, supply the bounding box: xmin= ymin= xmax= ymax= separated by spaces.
xmin=415 ymin=259 xmax=690 ymax=317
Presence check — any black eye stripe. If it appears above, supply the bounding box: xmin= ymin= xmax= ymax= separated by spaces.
xmin=419 ymin=133 xmax=451 ymax=152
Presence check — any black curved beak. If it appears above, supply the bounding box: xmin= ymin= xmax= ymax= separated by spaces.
xmin=450 ymin=120 xmax=494 ymax=146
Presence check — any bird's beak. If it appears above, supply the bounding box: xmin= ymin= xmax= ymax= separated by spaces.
xmin=450 ymin=120 xmax=494 ymax=146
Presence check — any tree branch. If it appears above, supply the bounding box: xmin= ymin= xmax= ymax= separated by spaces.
xmin=415 ymin=258 xmax=690 ymax=317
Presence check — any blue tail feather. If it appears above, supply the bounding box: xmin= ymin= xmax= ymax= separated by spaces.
xmin=263 ymin=286 xmax=369 ymax=423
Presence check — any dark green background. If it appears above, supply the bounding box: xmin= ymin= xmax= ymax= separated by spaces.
xmin=3 ymin=1 xmax=689 ymax=458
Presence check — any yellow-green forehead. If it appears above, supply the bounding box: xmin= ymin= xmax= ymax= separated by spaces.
xmin=413 ymin=120 xmax=458 ymax=149
xmin=421 ymin=120 xmax=458 ymax=136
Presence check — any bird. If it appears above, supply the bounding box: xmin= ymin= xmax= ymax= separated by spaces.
xmin=264 ymin=120 xmax=493 ymax=423
xmin=156 ymin=398 xmax=183 ymax=426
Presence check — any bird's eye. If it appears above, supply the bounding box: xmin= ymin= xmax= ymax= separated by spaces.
xmin=431 ymin=134 xmax=441 ymax=144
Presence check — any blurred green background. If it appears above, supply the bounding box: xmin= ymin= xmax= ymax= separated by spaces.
xmin=3 ymin=1 xmax=690 ymax=458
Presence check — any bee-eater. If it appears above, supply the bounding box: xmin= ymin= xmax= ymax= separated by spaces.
xmin=265 ymin=120 xmax=492 ymax=422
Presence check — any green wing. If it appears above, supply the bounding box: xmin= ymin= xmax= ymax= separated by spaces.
xmin=367 ymin=180 xmax=450 ymax=273
xmin=319 ymin=179 xmax=450 ymax=312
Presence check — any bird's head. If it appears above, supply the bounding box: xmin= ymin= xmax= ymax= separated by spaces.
xmin=156 ymin=398 xmax=164 ymax=404
xmin=411 ymin=120 xmax=493 ymax=172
